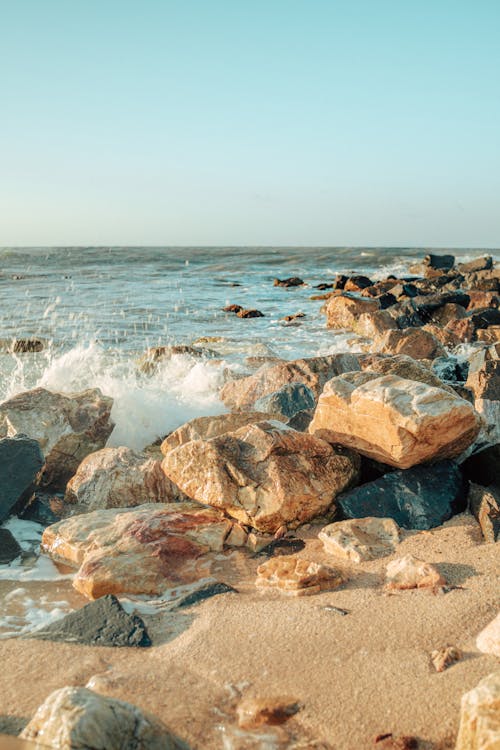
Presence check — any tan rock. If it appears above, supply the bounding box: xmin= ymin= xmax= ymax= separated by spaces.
xmin=455 ymin=672 xmax=500 ymax=750
xmin=376 ymin=327 xmax=446 ymax=360
xmin=319 ymin=517 xmax=400 ymax=563
xmin=42 ymin=503 xmax=234 ymax=598
xmin=359 ymin=353 xmax=456 ymax=392
xmin=477 ymin=326 xmax=500 ymax=344
xmin=309 ymin=372 xmax=480 ymax=469
xmin=469 ymin=484 xmax=500 ymax=543
xmin=467 ymin=291 xmax=500 ymax=311
xmin=161 ymin=420 xmax=360 ymax=533
xmin=324 ymin=294 xmax=380 ymax=330
xmin=466 ymin=361 xmax=500 ymax=444
xmin=352 ymin=310 xmax=398 ymax=338
xmin=385 ymin=554 xmax=446 ymax=590
xmin=20 ymin=686 xmax=186 ymax=749
xmin=237 ymin=696 xmax=300 ymax=729
xmin=0 ymin=387 xmax=114 ymax=489
xmin=256 ymin=557 xmax=344 ymax=596
xmin=430 ymin=645 xmax=462 ymax=672
xmin=137 ymin=344 xmax=207 ymax=374
xmin=476 ymin=612 xmax=500 ymax=657
xmin=423 ymin=323 xmax=463 ymax=349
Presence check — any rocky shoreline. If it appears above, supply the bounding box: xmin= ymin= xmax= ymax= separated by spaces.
xmin=0 ymin=252 xmax=499 ymax=749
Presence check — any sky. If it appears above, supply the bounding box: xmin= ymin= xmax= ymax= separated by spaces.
xmin=0 ymin=0 xmax=499 ymax=247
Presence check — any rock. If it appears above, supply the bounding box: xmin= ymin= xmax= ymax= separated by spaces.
xmin=458 ymin=255 xmax=493 ymax=273
xmin=377 ymin=328 xmax=446 ymax=360
xmin=0 ymin=528 xmax=22 ymax=564
xmin=344 ymin=274 xmax=373 ymax=291
xmin=176 ymin=582 xmax=237 ymax=608
xmin=455 ymin=672 xmax=500 ymax=750
xmin=236 ymin=308 xmax=265 ymax=318
xmin=0 ymin=435 xmax=44 ymax=522
xmin=0 ymin=388 xmax=114 ymax=489
xmin=223 ymin=304 xmax=243 ymax=313
xmin=137 ymin=345 xmax=211 ymax=374
xmin=161 ymin=420 xmax=360 ymax=533
xmin=462 ymin=444 xmax=500 ymax=487
xmin=333 ymin=274 xmax=348 ymax=289
xmin=467 ymin=291 xmax=499 ymax=310
xmin=65 ymin=447 xmax=185 ymax=510
xmin=430 ymin=302 xmax=467 ymax=326
xmin=469 ymin=484 xmax=500 ymax=542
xmin=385 ymin=555 xmax=446 ymax=590
xmin=476 ymin=612 xmax=500 ymax=657
xmin=424 ymin=253 xmax=455 ymax=271
xmin=445 ymin=317 xmax=476 ymax=343
xmin=254 ymin=383 xmax=316 ymax=418
xmin=237 ymin=696 xmax=300 ymax=729
xmin=287 ymin=409 xmax=314 ymax=431
xmin=281 ymin=312 xmax=305 ymax=323
xmin=256 ymin=557 xmax=344 ymax=596
xmin=325 ymin=294 xmax=380 ymax=330
xmin=0 ymin=337 xmax=46 ymax=353
xmin=359 ymin=353 xmax=457 ymax=392
xmin=353 ymin=310 xmax=398 ymax=338
xmin=477 ymin=326 xmax=500 ymax=344
xmin=319 ymin=517 xmax=400 ymax=563
xmin=469 ymin=307 xmax=500 ymax=329
xmin=42 ymin=502 xmax=235 ymax=599
xmin=19 ymin=495 xmax=61 ymax=527
xmin=466 ymin=361 xmax=500 ymax=444
xmin=253 ymin=537 xmax=306 ymax=558
xmin=273 ymin=277 xmax=304 ymax=287
xmin=432 ymin=356 xmax=469 ymax=384
xmin=336 ymin=461 xmax=468 ymax=530
xmin=374 ymin=734 xmax=418 ymax=749
xmin=20 ymin=686 xmax=186 ymax=749
xmin=430 ymin=645 xmax=462 ymax=672
xmin=309 ymin=372 xmax=479 ymax=469
xmin=220 ymin=353 xmax=360 ymax=411
xmin=26 ymin=594 xmax=151 ymax=647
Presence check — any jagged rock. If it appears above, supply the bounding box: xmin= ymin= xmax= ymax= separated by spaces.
xmin=336 ymin=461 xmax=468 ymax=530
xmin=0 ymin=388 xmax=114 ymax=489
xmin=476 ymin=612 xmax=500 ymax=657
xmin=359 ymin=353 xmax=456 ymax=392
xmin=385 ymin=554 xmax=446 ymax=590
xmin=254 ymin=383 xmax=316 ymax=418
xmin=161 ymin=412 xmax=284 ymax=454
xmin=319 ymin=517 xmax=400 ymax=562
xmin=376 ymin=328 xmax=446 ymax=360
xmin=20 ymin=686 xmax=186 ymax=749
xmin=469 ymin=484 xmax=500 ymax=542
xmin=445 ymin=317 xmax=476 ymax=343
xmin=0 ymin=528 xmax=22 ymax=564
xmin=324 ymin=294 xmax=380 ymax=330
xmin=459 ymin=256 xmax=493 ymax=273
xmin=176 ymin=582 xmax=237 ymax=609
xmin=237 ymin=696 xmax=300 ymax=728
xmin=42 ymin=503 xmax=235 ymax=599
xmin=162 ymin=420 xmax=359 ymax=533
xmin=26 ymin=594 xmax=151 ymax=647
xmin=65 ymin=447 xmax=185 ymax=510
xmin=256 ymin=557 xmax=344 ymax=596
xmin=455 ymin=672 xmax=500 ymax=750
xmin=430 ymin=645 xmax=462 ymax=672
xmin=309 ymin=372 xmax=479 ymax=469
xmin=0 ymin=435 xmax=44 ymax=522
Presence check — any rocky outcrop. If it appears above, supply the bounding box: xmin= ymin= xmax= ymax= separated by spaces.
xmin=0 ymin=388 xmax=114 ymax=489
xmin=0 ymin=435 xmax=44 ymax=522
xmin=324 ymin=294 xmax=380 ymax=330
xmin=254 ymin=383 xmax=316 ymax=418
xmin=309 ymin=372 xmax=479 ymax=469
xmin=161 ymin=420 xmax=360 ymax=533
xmin=376 ymin=328 xmax=446 ymax=360
xmin=319 ymin=517 xmax=400 ymax=562
xmin=455 ymin=672 xmax=500 ymax=750
xmin=385 ymin=555 xmax=445 ymax=590
xmin=476 ymin=612 xmax=500 ymax=657
xmin=256 ymin=557 xmax=344 ymax=596
xmin=469 ymin=483 xmax=500 ymax=542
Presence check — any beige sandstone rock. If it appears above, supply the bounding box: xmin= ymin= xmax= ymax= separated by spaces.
xmin=319 ymin=517 xmax=400 ymax=563
xmin=359 ymin=353 xmax=456 ymax=392
xmin=309 ymin=372 xmax=480 ymax=469
xmin=256 ymin=557 xmax=344 ymax=596
xmin=42 ymin=503 xmax=234 ymax=598
xmin=430 ymin=645 xmax=462 ymax=672
xmin=65 ymin=446 xmax=185 ymax=510
xmin=385 ymin=554 xmax=446 ymax=590
xmin=455 ymin=672 xmax=500 ymax=750
xmin=422 ymin=323 xmax=463 ymax=349
xmin=445 ymin=317 xmax=476 ymax=343
xmin=353 ymin=310 xmax=398 ymax=338
xmin=477 ymin=327 xmax=500 ymax=344
xmin=20 ymin=686 xmax=186 ymax=749
xmin=469 ymin=484 xmax=500 ymax=543
xmin=476 ymin=612 xmax=500 ymax=658
xmin=161 ymin=420 xmax=360 ymax=533
xmin=324 ymin=294 xmax=380 ymax=330
xmin=237 ymin=696 xmax=301 ymax=729
xmin=0 ymin=387 xmax=114 ymax=488
xmin=376 ymin=328 xmax=446 ymax=360
xmin=466 ymin=361 xmax=500 ymax=445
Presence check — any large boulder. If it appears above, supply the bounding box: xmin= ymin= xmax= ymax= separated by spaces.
xmin=20 ymin=686 xmax=187 ymax=749
xmin=455 ymin=672 xmax=500 ymax=750
xmin=0 ymin=388 xmax=114 ymax=489
xmin=65 ymin=447 xmax=185 ymax=510
xmin=466 ymin=360 xmax=500 ymax=445
xmin=359 ymin=353 xmax=457 ymax=392
xmin=324 ymin=294 xmax=380 ymax=330
xmin=42 ymin=502 xmax=235 ymax=598
xmin=309 ymin=372 xmax=480 ymax=469
xmin=162 ymin=420 xmax=360 ymax=533
xmin=376 ymin=328 xmax=446 ymax=360
xmin=0 ymin=434 xmax=44 ymax=522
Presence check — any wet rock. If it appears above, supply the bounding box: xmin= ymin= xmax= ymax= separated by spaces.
xmin=0 ymin=528 xmax=22 ymax=564
xmin=385 ymin=554 xmax=446 ymax=590
xmin=469 ymin=483 xmax=500 ymax=542
xmin=42 ymin=502 xmax=235 ymax=599
xmin=176 ymin=582 xmax=237 ymax=608
xmin=430 ymin=645 xmax=462 ymax=672
xmin=162 ymin=420 xmax=360 ymax=533
xmin=0 ymin=435 xmax=44 ymax=522
xmin=0 ymin=337 xmax=46 ymax=353
xmin=337 ymin=461 xmax=468 ymax=530
xmin=476 ymin=612 xmax=500 ymax=657
xmin=309 ymin=372 xmax=479 ymax=469
xmin=344 ymin=274 xmax=373 ymax=291
xmin=26 ymin=594 xmax=151 ymax=647
xmin=281 ymin=312 xmax=305 ymax=323
xmin=432 ymin=355 xmax=469 ymax=384
xmin=137 ymin=345 xmax=209 ymax=374
xmin=19 ymin=496 xmax=61 ymax=526
xmin=477 ymin=325 xmax=500 ymax=343
xmin=377 ymin=328 xmax=445 ymax=360
xmin=424 ymin=253 xmax=455 ymax=271
xmin=256 ymin=557 xmax=344 ymax=596
xmin=20 ymin=686 xmax=186 ymax=749
xmin=324 ymin=294 xmax=380 ymax=330
xmin=319 ymin=517 xmax=400 ymax=563
xmin=236 ymin=308 xmax=265 ymax=318
xmin=237 ymin=696 xmax=301 ymax=729
xmin=0 ymin=388 xmax=114 ymax=490
xmin=455 ymin=672 xmax=500 ymax=750
xmin=273 ymin=277 xmax=304 ymax=287
xmin=458 ymin=255 xmax=493 ymax=273
xmin=314 ymin=282 xmax=333 ymax=290
xmin=333 ymin=274 xmax=348 ymax=289
xmin=254 ymin=383 xmax=316 ymax=419
xmin=65 ymin=447 xmax=185 ymax=510
xmin=223 ymin=304 xmax=244 ymax=313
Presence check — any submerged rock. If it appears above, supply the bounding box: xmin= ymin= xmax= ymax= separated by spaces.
xmin=0 ymin=435 xmax=44 ymax=522
xmin=0 ymin=528 xmax=22 ymax=564
xmin=455 ymin=672 xmax=500 ymax=750
xmin=319 ymin=517 xmax=400 ymax=563
xmin=385 ymin=555 xmax=446 ymax=590
xmin=236 ymin=308 xmax=264 ymax=318
xmin=476 ymin=612 xmax=500 ymax=657
xmin=273 ymin=277 xmax=304 ymax=287
xmin=256 ymin=557 xmax=344 ymax=596
xmin=237 ymin=696 xmax=301 ymax=729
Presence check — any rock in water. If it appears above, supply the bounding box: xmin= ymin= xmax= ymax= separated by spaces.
xmin=319 ymin=517 xmax=400 ymax=563
xmin=25 ymin=594 xmax=151 ymax=647
xmin=324 ymin=294 xmax=380 ymax=330
xmin=309 ymin=372 xmax=479 ymax=469
xmin=336 ymin=461 xmax=468 ymax=530
xmin=376 ymin=328 xmax=446 ymax=360
xmin=455 ymin=672 xmax=500 ymax=750
xmin=256 ymin=557 xmax=345 ymax=596
xmin=469 ymin=483 xmax=500 ymax=542
xmin=161 ymin=420 xmax=360 ymax=533
xmin=0 ymin=528 xmax=22 ymax=563
xmin=0 ymin=435 xmax=44 ymax=522
xmin=385 ymin=555 xmax=446 ymax=590
xmin=237 ymin=696 xmax=300 ymax=728
xmin=0 ymin=388 xmax=114 ymax=489
xmin=20 ymin=686 xmax=187 ymax=749
xmin=476 ymin=612 xmax=500 ymax=657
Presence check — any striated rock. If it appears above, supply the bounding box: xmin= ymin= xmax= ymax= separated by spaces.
xmin=469 ymin=484 xmax=500 ymax=542
xmin=336 ymin=461 xmax=468 ymax=530
xmin=256 ymin=557 xmax=344 ymax=596
xmin=0 ymin=388 xmax=114 ymax=489
xmin=254 ymin=383 xmax=316 ymax=419
xmin=20 ymin=686 xmax=186 ymax=749
xmin=161 ymin=412 xmax=284 ymax=454
xmin=309 ymin=371 xmax=479 ymax=469
xmin=385 ymin=555 xmax=446 ymax=590
xmin=319 ymin=517 xmax=400 ymax=563
xmin=65 ymin=447 xmax=185 ymax=510
xmin=455 ymin=672 xmax=500 ymax=750
xmin=476 ymin=613 xmax=500 ymax=658
xmin=430 ymin=645 xmax=462 ymax=672
xmin=237 ymin=696 xmax=300 ymax=729
xmin=42 ymin=502 xmax=234 ymax=598
xmin=162 ymin=420 xmax=360 ymax=533
xmin=0 ymin=528 xmax=22 ymax=564
xmin=377 ymin=327 xmax=446 ymax=360
xmin=325 ymin=294 xmax=380 ymax=330
xmin=0 ymin=435 xmax=44 ymax=522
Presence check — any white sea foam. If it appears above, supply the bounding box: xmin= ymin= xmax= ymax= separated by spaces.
xmin=0 ymin=587 xmax=72 ymax=639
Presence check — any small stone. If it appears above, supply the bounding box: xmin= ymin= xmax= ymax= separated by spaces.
xmin=254 ymin=537 xmax=306 ymax=557
xmin=256 ymin=557 xmax=344 ymax=596
xmin=319 ymin=517 xmax=400 ymax=563
xmin=223 ymin=304 xmax=243 ymax=313
xmin=430 ymin=645 xmax=462 ymax=672
xmin=237 ymin=696 xmax=301 ymax=729
xmin=0 ymin=527 xmax=22 ymax=564
xmin=385 ymin=555 xmax=446 ymax=590
xmin=374 ymin=734 xmax=418 ymax=749
xmin=236 ymin=308 xmax=265 ymax=318
xmin=273 ymin=277 xmax=304 ymax=287
xmin=455 ymin=672 xmax=500 ymax=750
xmin=476 ymin=612 xmax=500 ymax=657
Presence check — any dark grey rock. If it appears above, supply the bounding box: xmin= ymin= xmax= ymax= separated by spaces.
xmin=254 ymin=383 xmax=316 ymax=419
xmin=462 ymin=444 xmax=500 ymax=487
xmin=468 ymin=483 xmax=500 ymax=542
xmin=287 ymin=409 xmax=314 ymax=431
xmin=25 ymin=594 xmax=151 ymax=647
xmin=254 ymin=537 xmax=306 ymax=558
xmin=337 ymin=461 xmax=468 ymax=530
xmin=176 ymin=582 xmax=237 ymax=608
xmin=424 ymin=253 xmax=455 ymax=271
xmin=0 ymin=528 xmax=22 ymax=564
xmin=468 ymin=307 xmax=500 ymax=329
xmin=19 ymin=496 xmax=60 ymax=527
xmin=0 ymin=435 xmax=45 ymax=523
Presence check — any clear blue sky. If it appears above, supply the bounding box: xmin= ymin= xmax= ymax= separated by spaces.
xmin=1 ymin=0 xmax=499 ymax=246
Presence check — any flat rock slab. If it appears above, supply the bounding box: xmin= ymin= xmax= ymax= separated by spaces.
xmin=256 ymin=557 xmax=345 ymax=596
xmin=0 ymin=528 xmax=22 ymax=564
xmin=319 ymin=517 xmax=400 ymax=563
xmin=25 ymin=594 xmax=151 ymax=647
xmin=0 ymin=435 xmax=44 ymax=523
xmin=336 ymin=461 xmax=468 ymax=530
